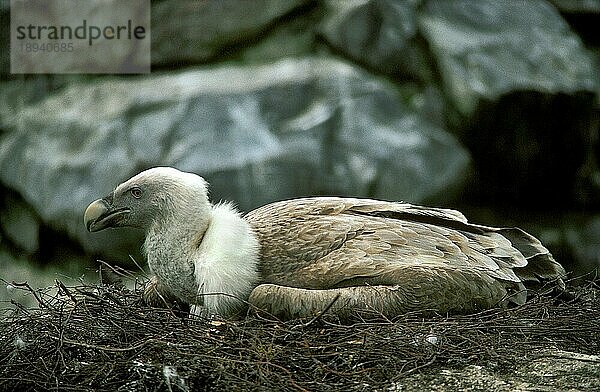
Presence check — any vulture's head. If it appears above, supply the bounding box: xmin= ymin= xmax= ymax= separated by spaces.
xmin=84 ymin=167 xmax=210 ymax=233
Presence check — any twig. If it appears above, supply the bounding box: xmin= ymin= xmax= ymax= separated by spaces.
xmin=55 ymin=280 xmax=78 ymax=304
xmin=300 ymin=293 xmax=342 ymax=328
xmin=396 ymin=356 xmax=438 ymax=378
xmin=10 ymin=281 xmax=48 ymax=308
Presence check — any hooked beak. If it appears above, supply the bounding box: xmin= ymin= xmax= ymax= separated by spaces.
xmin=84 ymin=195 xmax=130 ymax=232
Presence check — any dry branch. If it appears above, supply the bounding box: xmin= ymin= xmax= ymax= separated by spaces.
xmin=0 ymin=276 xmax=598 ymax=391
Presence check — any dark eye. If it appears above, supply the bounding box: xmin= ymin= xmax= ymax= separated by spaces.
xmin=130 ymin=187 xmax=142 ymax=199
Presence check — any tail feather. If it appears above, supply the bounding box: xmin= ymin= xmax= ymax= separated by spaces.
xmin=497 ymin=227 xmax=566 ymax=289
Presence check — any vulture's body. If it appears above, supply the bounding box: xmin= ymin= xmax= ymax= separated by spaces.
xmin=84 ymin=167 xmax=566 ymax=320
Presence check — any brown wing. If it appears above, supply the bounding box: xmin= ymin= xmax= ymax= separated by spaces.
xmin=244 ymin=197 xmax=564 ymax=305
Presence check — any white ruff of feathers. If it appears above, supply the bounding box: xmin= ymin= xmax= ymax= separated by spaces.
xmin=193 ymin=202 xmax=260 ymax=316
xmin=139 ymin=168 xmax=260 ymax=317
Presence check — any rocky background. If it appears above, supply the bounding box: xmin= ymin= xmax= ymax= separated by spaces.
xmin=0 ymin=0 xmax=599 ymax=302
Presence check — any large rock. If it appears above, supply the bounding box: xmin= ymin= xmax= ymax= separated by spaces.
xmin=0 ymin=57 xmax=470 ymax=260
xmin=0 ymin=1 xmax=313 ymax=75
xmin=236 ymin=5 xmax=322 ymax=63
xmin=419 ymin=0 xmax=598 ymax=206
xmin=419 ymin=0 xmax=597 ymax=117
xmin=320 ymin=0 xmax=432 ymax=81
xmin=151 ymin=0 xmax=312 ymax=66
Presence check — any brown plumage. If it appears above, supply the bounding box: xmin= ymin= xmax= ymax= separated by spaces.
xmin=84 ymin=168 xmax=566 ymax=320
xmin=245 ymin=197 xmax=565 ymax=319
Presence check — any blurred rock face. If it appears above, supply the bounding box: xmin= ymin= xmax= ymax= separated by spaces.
xmin=151 ymin=0 xmax=313 ymax=65
xmin=419 ymin=0 xmax=596 ymax=116
xmin=0 ymin=0 xmax=598 ymax=273
xmin=418 ymin=0 xmax=598 ymax=207
xmin=0 ymin=58 xmax=469 ymax=260
xmin=320 ymin=0 xmax=433 ymax=81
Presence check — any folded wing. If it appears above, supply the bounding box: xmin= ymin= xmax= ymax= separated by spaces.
xmin=245 ymin=197 xmax=565 ymax=314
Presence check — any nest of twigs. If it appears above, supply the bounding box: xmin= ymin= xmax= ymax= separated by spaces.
xmin=0 ymin=270 xmax=598 ymax=392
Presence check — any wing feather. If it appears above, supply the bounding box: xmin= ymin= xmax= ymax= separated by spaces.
xmin=244 ymin=197 xmax=562 ymax=299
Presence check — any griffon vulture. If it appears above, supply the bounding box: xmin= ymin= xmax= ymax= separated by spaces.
xmin=84 ymin=167 xmax=565 ymax=319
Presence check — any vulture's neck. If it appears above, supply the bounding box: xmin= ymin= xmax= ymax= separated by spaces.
xmin=144 ymin=200 xmax=260 ymax=317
